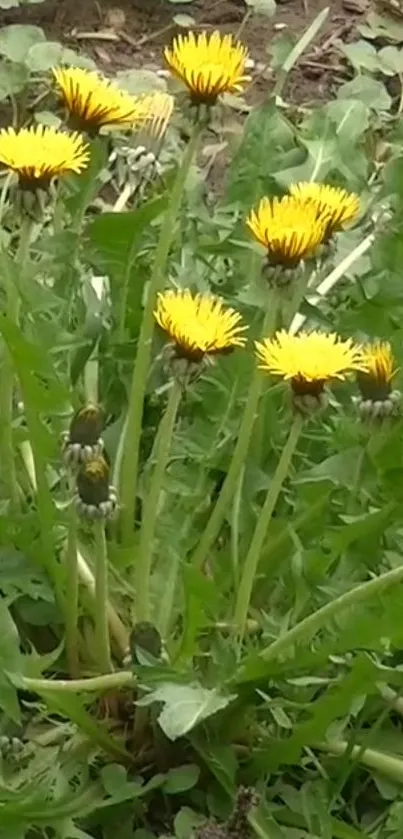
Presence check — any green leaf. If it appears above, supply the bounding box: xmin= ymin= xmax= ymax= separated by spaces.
xmin=245 ymin=0 xmax=276 ymax=14
xmin=26 ymin=41 xmax=96 ymax=71
xmin=0 ymin=61 xmax=28 ymax=100
xmin=226 ymin=101 xmax=297 ymax=204
xmin=339 ymin=40 xmax=379 ymax=72
xmin=296 ymin=448 xmax=363 ymax=488
xmin=324 ymin=98 xmax=370 ymax=144
xmin=163 ymin=765 xmax=200 ymax=794
xmin=0 ymin=24 xmax=45 ymax=62
xmin=89 ymin=195 xmax=167 ymax=285
xmin=0 ymin=600 xmax=22 ymax=723
xmin=144 ymin=682 xmax=236 ymax=740
xmin=174 ymin=808 xmax=205 ymax=839
xmin=115 ymin=68 xmax=166 ymax=95
xmin=338 ymin=75 xmax=391 ymax=111
xmin=191 ymin=742 xmax=237 ymax=796
xmin=32 ymin=691 xmax=131 ymax=761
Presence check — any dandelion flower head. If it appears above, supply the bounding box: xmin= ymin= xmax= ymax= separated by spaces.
xmin=154 ymin=289 xmax=247 ymax=361
xmin=53 ymin=66 xmax=161 ymax=132
xmin=246 ymin=195 xmax=328 ymax=267
xmin=164 ymin=30 xmax=250 ymax=104
xmin=0 ymin=125 xmax=89 ymax=189
xmin=255 ymin=330 xmax=366 ymax=395
xmin=289 ymin=182 xmax=360 ymax=237
xmin=357 ymin=340 xmax=397 ymax=401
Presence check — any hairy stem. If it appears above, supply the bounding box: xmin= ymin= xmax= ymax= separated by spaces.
xmin=259 ymin=564 xmax=403 ymax=663
xmin=0 ymin=217 xmax=33 ymax=508
xmin=315 ymin=739 xmax=403 ymax=785
xmin=118 ymin=121 xmax=203 ymax=545
xmin=64 ymin=493 xmax=80 ymax=678
xmin=234 ymin=413 xmax=304 ymax=639
xmin=189 ymin=295 xmax=278 ymax=572
xmin=20 ymin=671 xmax=133 ymax=694
xmin=136 ymin=379 xmax=182 ymax=622
xmin=94 ymin=520 xmax=112 ymax=672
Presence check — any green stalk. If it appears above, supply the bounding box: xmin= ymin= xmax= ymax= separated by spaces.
xmin=234 ymin=413 xmax=304 ymax=639
xmin=119 ymin=121 xmax=203 ymax=545
xmin=157 ymin=547 xmax=181 ymax=638
xmin=315 ymin=739 xmax=403 ymax=785
xmin=189 ymin=298 xmax=278 ymax=572
xmin=18 ymin=436 xmax=128 ymax=656
xmin=20 ymin=671 xmax=133 ymax=694
xmin=0 ymin=216 xmax=32 ymax=508
xmin=64 ymin=493 xmax=80 ymax=678
xmin=259 ymin=563 xmax=403 ymax=663
xmin=93 ymin=519 xmax=112 ymax=672
xmin=136 ymin=378 xmax=182 ymax=622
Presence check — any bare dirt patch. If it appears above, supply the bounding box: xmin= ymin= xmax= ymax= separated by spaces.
xmin=4 ymin=0 xmax=364 ymax=103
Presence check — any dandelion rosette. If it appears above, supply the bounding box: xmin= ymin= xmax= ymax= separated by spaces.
xmin=164 ymin=30 xmax=250 ymax=105
xmin=154 ymin=289 xmax=247 ymax=366
xmin=0 ymin=125 xmax=89 ymax=190
xmin=62 ymin=403 xmax=104 ymax=467
xmin=76 ymin=455 xmax=118 ymax=521
xmin=53 ymin=67 xmax=170 ymax=134
xmin=255 ymin=330 xmax=365 ymax=413
xmin=246 ymin=196 xmax=328 ymax=269
xmin=356 ymin=341 xmax=400 ymax=419
xmin=289 ymin=182 xmax=360 ymax=239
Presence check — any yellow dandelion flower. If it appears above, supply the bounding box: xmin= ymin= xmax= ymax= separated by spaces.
xmin=164 ymin=30 xmax=250 ymax=104
xmin=357 ymin=341 xmax=397 ymax=401
xmin=246 ymin=195 xmax=328 ymax=267
xmin=53 ymin=66 xmax=158 ymax=133
xmin=154 ymin=289 xmax=247 ymax=361
xmin=289 ymin=182 xmax=360 ymax=237
xmin=255 ymin=330 xmax=365 ymax=396
xmin=0 ymin=125 xmax=89 ymax=190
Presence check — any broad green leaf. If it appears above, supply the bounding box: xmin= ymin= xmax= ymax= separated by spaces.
xmin=115 ymin=68 xmax=166 ymax=95
xmin=245 ymin=0 xmax=276 ymax=14
xmin=88 ymin=195 xmax=167 ymax=286
xmin=26 ymin=41 xmax=96 ymax=71
xmin=339 ymin=40 xmax=379 ymax=73
xmin=226 ymin=101 xmax=298 ymax=204
xmin=296 ymin=448 xmax=363 ymax=488
xmin=0 ymin=600 xmax=22 ymax=723
xmin=0 ymin=24 xmax=45 ymax=62
xmin=144 ymin=682 xmax=236 ymax=740
xmin=191 ymin=742 xmax=237 ymax=796
xmin=325 ymin=98 xmax=370 ymax=144
xmin=163 ymin=764 xmax=200 ymax=794
xmin=338 ymin=75 xmax=391 ymax=111
xmin=0 ymin=61 xmax=28 ymax=100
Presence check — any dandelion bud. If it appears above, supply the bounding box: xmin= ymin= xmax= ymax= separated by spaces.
xmin=76 ymin=455 xmax=118 ymax=521
xmin=62 ymin=403 xmax=104 ymax=467
xmin=355 ymin=341 xmax=400 ymax=422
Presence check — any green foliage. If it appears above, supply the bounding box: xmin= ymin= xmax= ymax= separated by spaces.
xmin=2 ymin=4 xmax=403 ymax=839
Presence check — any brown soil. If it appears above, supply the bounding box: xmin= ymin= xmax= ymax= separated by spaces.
xmin=4 ymin=0 xmax=364 ymax=104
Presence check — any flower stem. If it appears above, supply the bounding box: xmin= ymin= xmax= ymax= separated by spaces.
xmin=93 ymin=519 xmax=112 ymax=672
xmin=20 ymin=671 xmax=134 ymax=694
xmin=234 ymin=412 xmax=304 ymax=640
xmin=0 ymin=216 xmax=32 ymax=508
xmin=118 ymin=121 xmax=203 ymax=545
xmin=259 ymin=563 xmax=403 ymax=663
xmin=189 ymin=299 xmax=278 ymax=572
xmin=64 ymin=494 xmax=80 ymax=678
xmin=135 ymin=378 xmax=182 ymax=622
xmin=315 ymin=739 xmax=403 ymax=785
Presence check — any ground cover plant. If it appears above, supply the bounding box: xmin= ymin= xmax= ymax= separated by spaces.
xmin=4 ymin=5 xmax=403 ymax=839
